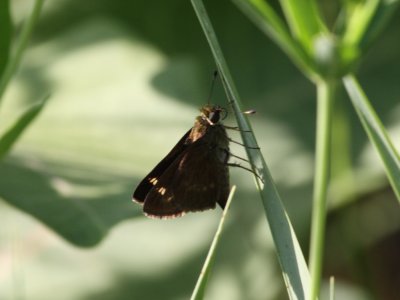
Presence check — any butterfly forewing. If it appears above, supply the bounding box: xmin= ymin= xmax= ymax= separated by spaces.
xmin=133 ymin=129 xmax=192 ymax=203
xmin=143 ymin=136 xmax=229 ymax=219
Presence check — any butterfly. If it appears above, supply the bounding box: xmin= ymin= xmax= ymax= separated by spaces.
xmin=133 ymin=105 xmax=230 ymax=219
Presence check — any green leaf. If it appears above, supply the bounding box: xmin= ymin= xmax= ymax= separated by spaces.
xmin=278 ymin=0 xmax=327 ymax=51
xmin=341 ymin=0 xmax=399 ymax=63
xmin=232 ymin=0 xmax=318 ymax=80
xmin=0 ymin=0 xmax=12 ymax=77
xmin=0 ymin=97 xmax=47 ymax=160
xmin=0 ymin=97 xmax=111 ymax=247
xmin=191 ymin=186 xmax=236 ymax=300
xmin=343 ymin=75 xmax=400 ymax=202
xmin=191 ymin=1 xmax=311 ymax=299
xmin=0 ymin=159 xmax=109 ymax=247
xmin=0 ymin=89 xmax=136 ymax=246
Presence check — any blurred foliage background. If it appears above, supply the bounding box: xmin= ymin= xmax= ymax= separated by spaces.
xmin=0 ymin=0 xmax=399 ymax=299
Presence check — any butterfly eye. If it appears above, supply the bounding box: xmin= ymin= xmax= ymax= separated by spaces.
xmin=208 ymin=107 xmax=227 ymax=123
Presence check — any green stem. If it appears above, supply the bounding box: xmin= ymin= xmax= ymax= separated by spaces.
xmin=309 ymin=79 xmax=335 ymax=300
xmin=0 ymin=0 xmax=45 ymax=106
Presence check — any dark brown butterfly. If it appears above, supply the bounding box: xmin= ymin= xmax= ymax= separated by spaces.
xmin=133 ymin=105 xmax=230 ymax=219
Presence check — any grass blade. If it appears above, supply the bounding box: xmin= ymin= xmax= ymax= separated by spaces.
xmin=0 ymin=96 xmax=48 ymax=160
xmin=191 ymin=186 xmax=236 ymax=300
xmin=191 ymin=1 xmax=311 ymax=299
xmin=343 ymin=75 xmax=400 ymax=202
xmin=329 ymin=276 xmax=335 ymax=300
xmin=0 ymin=0 xmax=45 ymax=105
xmin=0 ymin=0 xmax=12 ymax=77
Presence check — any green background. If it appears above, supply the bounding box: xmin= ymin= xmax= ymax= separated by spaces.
xmin=0 ymin=0 xmax=399 ymax=299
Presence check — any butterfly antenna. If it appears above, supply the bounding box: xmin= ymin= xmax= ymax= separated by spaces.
xmin=207 ymin=70 xmax=218 ymax=105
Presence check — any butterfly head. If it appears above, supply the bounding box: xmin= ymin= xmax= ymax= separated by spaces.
xmin=200 ymin=105 xmax=227 ymax=125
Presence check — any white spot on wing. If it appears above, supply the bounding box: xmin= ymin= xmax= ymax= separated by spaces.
xmin=149 ymin=177 xmax=158 ymax=185
xmin=158 ymin=187 xmax=167 ymax=195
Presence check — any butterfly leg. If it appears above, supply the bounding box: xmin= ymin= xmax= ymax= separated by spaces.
xmin=219 ymin=147 xmax=252 ymax=167
xmin=227 ymin=162 xmax=264 ymax=182
xmin=228 ymin=138 xmax=260 ymax=150
xmin=229 ymin=152 xmax=249 ymax=163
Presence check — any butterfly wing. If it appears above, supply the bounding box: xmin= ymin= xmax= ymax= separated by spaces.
xmin=133 ymin=129 xmax=192 ymax=203
xmin=143 ymin=138 xmax=230 ymax=219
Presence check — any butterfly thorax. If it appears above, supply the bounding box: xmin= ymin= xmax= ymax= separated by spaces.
xmin=187 ymin=105 xmax=225 ymax=143
xmin=186 ymin=105 xmax=229 ymax=164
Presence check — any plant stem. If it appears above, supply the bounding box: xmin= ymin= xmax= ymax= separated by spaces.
xmin=309 ymin=79 xmax=335 ymax=300
xmin=0 ymin=0 xmax=45 ymax=106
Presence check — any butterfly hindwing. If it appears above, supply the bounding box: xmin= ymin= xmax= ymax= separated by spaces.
xmin=133 ymin=129 xmax=192 ymax=203
xmin=143 ymin=137 xmax=229 ymax=219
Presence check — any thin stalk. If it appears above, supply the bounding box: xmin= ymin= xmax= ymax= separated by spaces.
xmin=0 ymin=0 xmax=45 ymax=105
xmin=343 ymin=74 xmax=400 ymax=202
xmin=329 ymin=276 xmax=335 ymax=300
xmin=309 ymin=80 xmax=335 ymax=300
xmin=191 ymin=186 xmax=237 ymax=300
